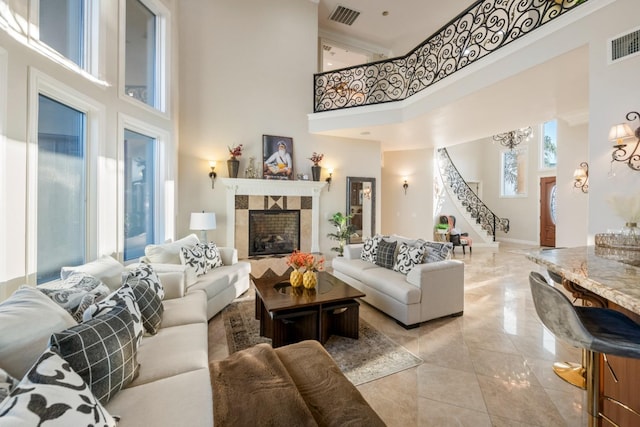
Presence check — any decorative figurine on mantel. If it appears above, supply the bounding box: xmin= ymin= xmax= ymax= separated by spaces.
xmin=244 ymin=156 xmax=259 ymax=179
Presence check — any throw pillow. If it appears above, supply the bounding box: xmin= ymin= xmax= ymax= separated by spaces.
xmin=0 ymin=368 xmax=17 ymax=403
xmin=39 ymin=272 xmax=110 ymax=322
xmin=125 ymin=262 xmax=164 ymax=300
xmin=180 ymin=245 xmax=207 ymax=278
xmin=0 ymin=349 xmax=117 ymax=426
xmin=420 ymin=241 xmax=453 ymax=263
xmin=83 ymin=283 xmax=144 ymax=347
xmin=361 ymin=234 xmax=384 ymax=263
xmin=144 ymin=233 xmax=199 ymax=264
xmin=60 ymin=255 xmax=124 ymax=291
xmin=0 ymin=286 xmax=77 ymax=380
xmin=375 ymin=239 xmax=398 ymax=269
xmin=125 ymin=276 xmax=164 ymax=335
xmin=393 ymin=242 xmax=426 ymax=275
xmin=200 ymin=242 xmax=223 ymax=271
xmin=49 ymin=302 xmax=139 ymax=405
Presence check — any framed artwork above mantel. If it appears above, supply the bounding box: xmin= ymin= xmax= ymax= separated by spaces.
xmin=263 ymin=135 xmax=294 ymax=180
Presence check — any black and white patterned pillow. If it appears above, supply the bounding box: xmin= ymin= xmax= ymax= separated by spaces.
xmin=375 ymin=239 xmax=398 ymax=270
xmin=199 ymin=242 xmax=223 ymax=271
xmin=39 ymin=273 xmax=110 ymax=322
xmin=180 ymin=245 xmax=207 ymax=277
xmin=393 ymin=242 xmax=427 ymax=275
xmin=361 ymin=235 xmax=384 ymax=263
xmin=0 ymin=349 xmax=117 ymax=426
xmin=125 ymin=276 xmax=163 ymax=335
xmin=126 ymin=262 xmax=164 ymax=300
xmin=420 ymin=240 xmax=453 ymax=263
xmin=49 ymin=302 xmax=139 ymax=405
xmin=0 ymin=368 xmax=17 ymax=403
xmin=83 ymin=283 xmax=143 ymax=347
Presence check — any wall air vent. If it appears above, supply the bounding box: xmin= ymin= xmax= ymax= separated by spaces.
xmin=329 ymin=6 xmax=360 ymax=26
xmin=609 ymin=27 xmax=640 ymax=64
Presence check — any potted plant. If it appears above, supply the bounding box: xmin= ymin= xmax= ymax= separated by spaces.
xmin=327 ymin=212 xmax=354 ymax=256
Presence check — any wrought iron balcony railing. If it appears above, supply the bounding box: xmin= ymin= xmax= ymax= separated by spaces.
xmin=437 ymin=148 xmax=510 ymax=241
xmin=314 ymin=0 xmax=587 ymax=113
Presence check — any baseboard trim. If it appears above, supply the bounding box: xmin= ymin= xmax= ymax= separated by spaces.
xmin=496 ymin=237 xmax=539 ymax=245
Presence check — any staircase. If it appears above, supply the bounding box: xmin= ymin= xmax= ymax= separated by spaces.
xmin=436 ymin=148 xmax=509 ymax=246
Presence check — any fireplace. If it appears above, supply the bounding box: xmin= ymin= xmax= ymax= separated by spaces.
xmin=249 ymin=210 xmax=300 ymax=256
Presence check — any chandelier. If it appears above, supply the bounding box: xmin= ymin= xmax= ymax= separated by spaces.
xmin=493 ymin=127 xmax=533 ymax=150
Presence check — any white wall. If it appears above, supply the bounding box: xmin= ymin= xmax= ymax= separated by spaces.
xmin=176 ymin=0 xmax=382 ymax=259
xmin=381 ymin=149 xmax=434 ymax=238
xmin=586 ymin=0 xmax=640 ymax=241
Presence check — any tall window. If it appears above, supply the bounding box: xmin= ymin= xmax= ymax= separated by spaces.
xmin=124 ymin=129 xmax=156 ymax=261
xmin=125 ymin=0 xmax=157 ymax=107
xmin=541 ymin=120 xmax=558 ymax=169
xmin=39 ymin=0 xmax=86 ymax=67
xmin=37 ymin=95 xmax=86 ymax=283
xmin=501 ymin=148 xmax=528 ymax=197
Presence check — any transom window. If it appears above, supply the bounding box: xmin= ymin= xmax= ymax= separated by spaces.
xmin=541 ymin=120 xmax=558 ymax=169
xmin=39 ymin=0 xmax=86 ymax=67
xmin=125 ymin=0 xmax=158 ymax=108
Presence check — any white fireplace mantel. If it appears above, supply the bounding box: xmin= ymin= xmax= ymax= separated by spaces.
xmin=220 ymin=178 xmax=327 ymax=254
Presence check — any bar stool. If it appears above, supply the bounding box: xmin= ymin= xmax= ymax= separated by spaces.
xmin=529 ymin=272 xmax=640 ymax=426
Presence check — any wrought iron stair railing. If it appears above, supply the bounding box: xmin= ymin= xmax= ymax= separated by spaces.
xmin=437 ymin=148 xmax=509 ymax=241
xmin=314 ymin=0 xmax=588 ymax=113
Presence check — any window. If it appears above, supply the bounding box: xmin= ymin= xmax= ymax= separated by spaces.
xmin=38 ymin=0 xmax=85 ymax=67
xmin=124 ymin=129 xmax=156 ymax=261
xmin=541 ymin=120 xmax=557 ymax=169
xmin=501 ymin=148 xmax=528 ymax=197
xmin=37 ymin=95 xmax=86 ymax=283
xmin=125 ymin=0 xmax=157 ymax=108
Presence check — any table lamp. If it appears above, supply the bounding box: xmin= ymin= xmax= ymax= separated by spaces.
xmin=190 ymin=211 xmax=216 ymax=242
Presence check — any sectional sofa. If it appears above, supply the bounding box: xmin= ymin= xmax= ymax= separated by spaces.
xmin=332 ymin=234 xmax=465 ymax=328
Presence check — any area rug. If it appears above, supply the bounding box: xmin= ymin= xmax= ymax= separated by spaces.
xmin=221 ymin=297 xmax=423 ymax=386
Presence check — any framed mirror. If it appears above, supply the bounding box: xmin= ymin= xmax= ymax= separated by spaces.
xmin=346 ymin=177 xmax=376 ymax=244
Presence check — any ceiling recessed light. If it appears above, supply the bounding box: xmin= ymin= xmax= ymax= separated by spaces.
xmin=360 ymin=131 xmax=371 ymax=135
xmin=382 ymin=11 xmax=389 ymax=16
xmin=327 ymin=62 xmax=333 ymax=66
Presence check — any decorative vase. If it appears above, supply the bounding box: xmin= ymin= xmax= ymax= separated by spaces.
xmin=227 ymin=157 xmax=240 ymax=178
xmin=311 ymin=165 xmax=321 ymax=182
xmin=290 ymin=270 xmax=303 ymax=288
xmin=302 ymin=270 xmax=317 ymax=289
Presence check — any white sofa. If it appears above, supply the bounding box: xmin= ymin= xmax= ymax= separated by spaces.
xmin=0 ymin=267 xmax=213 ymax=427
xmin=139 ymin=234 xmax=251 ymax=319
xmin=332 ymin=235 xmax=464 ymax=328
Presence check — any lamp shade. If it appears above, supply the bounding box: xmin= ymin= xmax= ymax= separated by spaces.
xmin=190 ymin=212 xmax=217 ymax=230
xmin=608 ymin=123 xmax=634 ymax=144
xmin=573 ymin=168 xmax=586 ymax=180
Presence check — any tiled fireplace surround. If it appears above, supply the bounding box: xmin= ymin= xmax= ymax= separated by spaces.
xmin=220 ymin=178 xmax=326 ymax=259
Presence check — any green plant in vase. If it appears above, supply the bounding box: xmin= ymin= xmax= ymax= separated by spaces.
xmin=327 ymin=212 xmax=355 ymax=256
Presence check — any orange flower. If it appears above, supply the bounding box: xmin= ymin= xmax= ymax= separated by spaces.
xmin=286 ymin=250 xmax=324 ymax=272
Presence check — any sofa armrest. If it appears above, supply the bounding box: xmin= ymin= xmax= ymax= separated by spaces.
xmin=126 ymin=263 xmax=187 ymax=300
xmin=405 ymin=259 xmax=464 ymax=288
xmin=343 ymin=244 xmax=364 ymax=260
xmin=218 ymin=247 xmax=238 ymax=265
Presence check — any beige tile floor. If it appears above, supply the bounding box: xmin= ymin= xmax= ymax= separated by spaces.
xmin=208 ymin=243 xmax=587 ymax=426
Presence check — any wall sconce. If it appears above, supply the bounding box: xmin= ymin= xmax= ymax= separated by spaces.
xmin=325 ymin=168 xmax=333 ymax=191
xmin=609 ymin=111 xmax=640 ymax=171
xmin=573 ymin=162 xmax=589 ymax=193
xmin=208 ymin=161 xmax=217 ymax=188
xmin=363 ymin=187 xmax=371 ymax=200
xmin=402 ymin=177 xmax=409 ymax=195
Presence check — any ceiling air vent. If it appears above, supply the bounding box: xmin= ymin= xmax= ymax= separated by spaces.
xmin=609 ymin=27 xmax=640 ymax=64
xmin=322 ymin=44 xmax=332 ymax=52
xmin=329 ymin=6 xmax=361 ymax=26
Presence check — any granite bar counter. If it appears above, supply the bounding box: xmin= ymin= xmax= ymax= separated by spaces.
xmin=525 ymin=245 xmax=640 ymax=427
xmin=524 ymin=246 xmax=640 ymax=315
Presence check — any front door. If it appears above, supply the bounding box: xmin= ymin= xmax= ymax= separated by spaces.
xmin=540 ymin=177 xmax=556 ymax=247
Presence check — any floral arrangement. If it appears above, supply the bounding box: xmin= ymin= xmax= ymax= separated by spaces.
xmin=228 ymin=144 xmax=243 ymax=158
xmin=286 ymin=250 xmax=325 ymax=272
xmin=608 ymin=192 xmax=640 ymax=223
xmin=308 ymin=152 xmax=324 ymax=166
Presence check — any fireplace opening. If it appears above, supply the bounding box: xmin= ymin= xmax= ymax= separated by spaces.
xmin=249 ymin=210 xmax=300 ymax=256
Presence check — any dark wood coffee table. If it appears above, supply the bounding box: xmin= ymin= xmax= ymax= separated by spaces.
xmin=252 ymin=270 xmax=365 ymax=348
